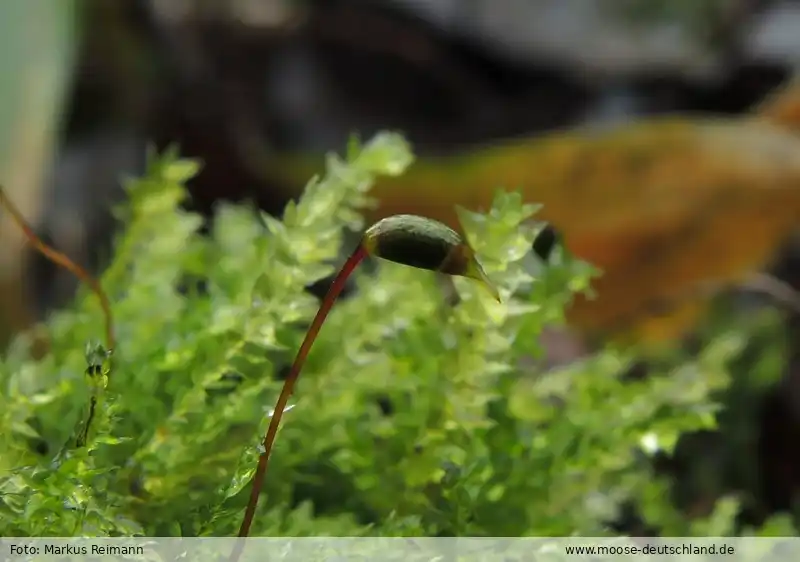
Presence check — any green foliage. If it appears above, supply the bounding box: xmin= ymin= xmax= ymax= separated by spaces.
xmin=0 ymin=133 xmax=792 ymax=537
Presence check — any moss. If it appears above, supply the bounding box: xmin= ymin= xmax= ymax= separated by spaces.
xmin=0 ymin=133 xmax=790 ymax=538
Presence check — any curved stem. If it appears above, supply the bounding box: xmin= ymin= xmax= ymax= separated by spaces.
xmin=0 ymin=185 xmax=115 ymax=353
xmin=232 ymin=243 xmax=368 ymax=551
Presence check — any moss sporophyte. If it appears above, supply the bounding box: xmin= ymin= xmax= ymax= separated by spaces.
xmin=1 ymin=188 xmax=497 ymax=546
xmin=232 ymin=215 xmax=498 ymax=548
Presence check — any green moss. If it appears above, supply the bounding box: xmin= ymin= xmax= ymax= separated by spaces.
xmin=0 ymin=133 xmax=791 ymax=537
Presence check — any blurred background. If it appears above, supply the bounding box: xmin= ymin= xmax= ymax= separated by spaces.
xmin=4 ymin=0 xmax=800 ymax=532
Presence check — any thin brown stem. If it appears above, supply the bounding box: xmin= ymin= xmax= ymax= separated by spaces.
xmin=0 ymin=185 xmax=115 ymax=354
xmin=230 ymin=243 xmax=368 ymax=558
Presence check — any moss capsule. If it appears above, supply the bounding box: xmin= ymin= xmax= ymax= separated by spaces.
xmin=364 ymin=214 xmax=499 ymax=302
xmin=235 ymin=213 xmax=499 ymax=549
